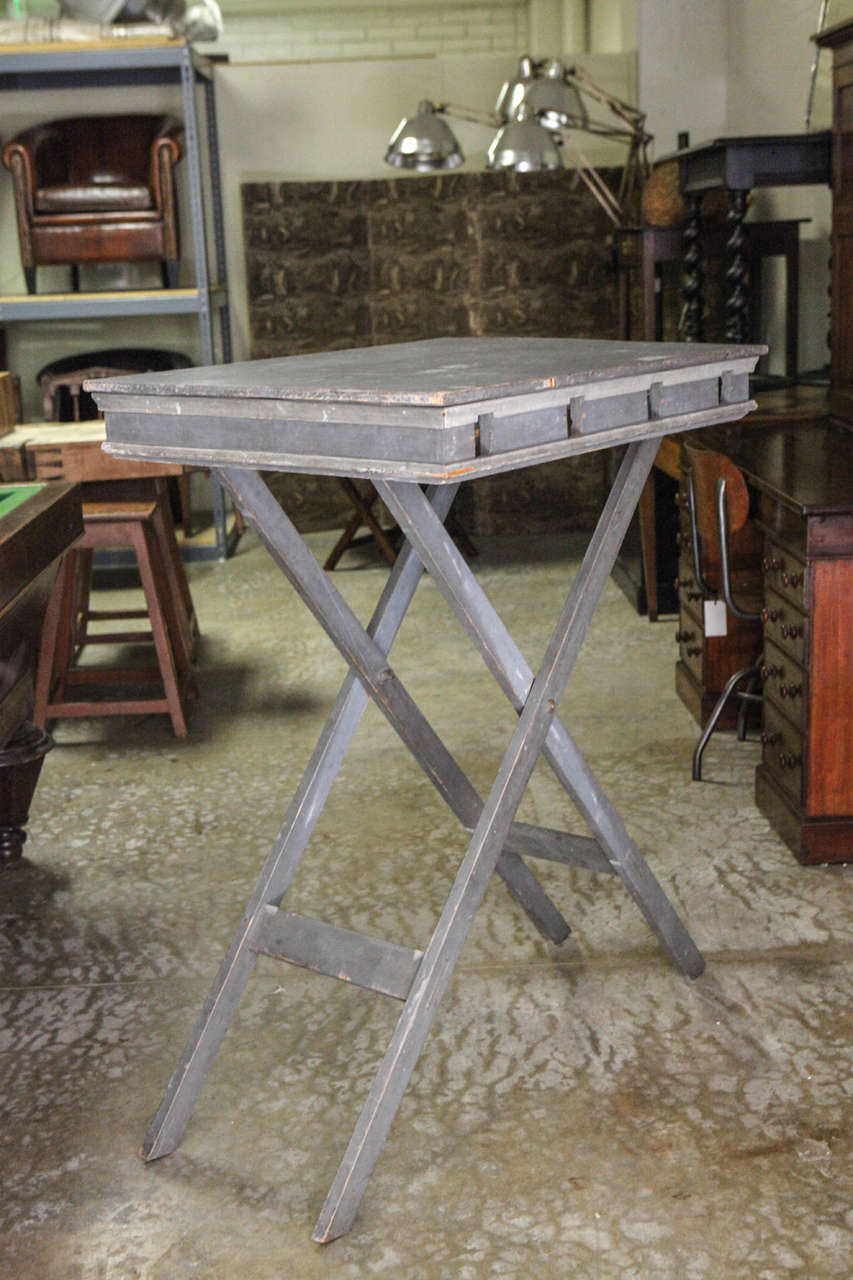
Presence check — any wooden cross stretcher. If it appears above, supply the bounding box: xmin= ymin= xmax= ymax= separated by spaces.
xmin=89 ymin=336 xmax=763 ymax=1241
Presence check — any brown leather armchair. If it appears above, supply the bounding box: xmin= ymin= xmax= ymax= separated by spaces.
xmin=2 ymin=114 xmax=184 ymax=293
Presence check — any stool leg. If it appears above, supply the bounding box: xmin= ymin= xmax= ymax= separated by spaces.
xmin=130 ymin=522 xmax=188 ymax=737
xmin=152 ymin=486 xmax=199 ymax=650
xmin=153 ymin=481 xmax=197 ymax=640
xmin=150 ymin=502 xmax=195 ymax=675
xmin=176 ymin=472 xmax=195 ymax=539
xmin=72 ymin=548 xmax=94 ymax=650
xmin=34 ymin=552 xmax=75 ymax=728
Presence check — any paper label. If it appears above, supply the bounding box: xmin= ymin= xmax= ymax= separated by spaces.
xmin=704 ymin=598 xmax=728 ymax=637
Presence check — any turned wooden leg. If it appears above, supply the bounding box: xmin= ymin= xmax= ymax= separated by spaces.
xmin=725 ymin=188 xmax=750 ymax=344
xmin=680 ymin=192 xmax=704 ymax=342
xmin=0 ymin=724 xmax=54 ymax=868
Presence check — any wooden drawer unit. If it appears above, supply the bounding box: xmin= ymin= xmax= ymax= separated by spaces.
xmin=760 ymin=539 xmax=807 ymax=613
xmin=761 ymin=586 xmax=806 ymax=667
xmin=675 ymin=415 xmax=853 ymax=863
xmin=760 ymin=700 xmax=804 ymax=807
xmin=753 ymin=519 xmax=853 ymax=865
xmin=760 ymin=637 xmax=806 ymax=723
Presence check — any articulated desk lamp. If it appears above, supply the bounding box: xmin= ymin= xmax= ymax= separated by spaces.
xmin=384 ymin=56 xmax=652 ymax=226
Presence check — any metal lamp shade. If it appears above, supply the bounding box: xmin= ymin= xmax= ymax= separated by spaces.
xmin=385 ymin=101 xmax=464 ymax=172
xmin=494 ymin=55 xmax=537 ymax=123
xmin=486 ymin=114 xmax=563 ymax=172
xmin=521 ymin=59 xmax=589 ymax=131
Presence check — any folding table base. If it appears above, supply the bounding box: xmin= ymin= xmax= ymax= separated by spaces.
xmin=140 ymin=440 xmax=704 ymax=1243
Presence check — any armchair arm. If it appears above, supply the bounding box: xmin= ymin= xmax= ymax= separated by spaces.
xmin=150 ymin=118 xmax=184 ymax=263
xmin=149 ymin=117 xmax=184 ymax=205
xmin=2 ymin=124 xmax=66 ymax=212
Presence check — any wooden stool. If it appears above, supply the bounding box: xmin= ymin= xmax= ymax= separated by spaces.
xmin=34 ymin=485 xmax=198 ymax=737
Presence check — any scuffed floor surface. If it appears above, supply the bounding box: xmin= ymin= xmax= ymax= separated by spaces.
xmin=1 ymin=529 xmax=851 ymax=1279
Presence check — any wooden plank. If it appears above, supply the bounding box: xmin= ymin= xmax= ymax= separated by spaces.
xmin=29 ymin=439 xmax=182 ymax=482
xmin=501 ymin=821 xmax=615 ymax=875
xmin=87 ymin=336 xmax=765 ymax=409
xmin=0 ymin=37 xmax=183 ymax=52
xmin=103 ymin=400 xmax=759 ymax=486
xmin=478 ymin=405 xmax=567 ymax=455
xmin=252 ymin=907 xmax=423 ymax=1002
xmin=100 ymin=410 xmax=475 ymax=465
xmin=570 ymin=389 xmax=648 ymax=435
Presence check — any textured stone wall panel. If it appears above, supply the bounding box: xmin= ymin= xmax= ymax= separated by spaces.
xmin=454 ymin=455 xmax=607 ymax=535
xmin=241 ymin=171 xmax=624 ymax=531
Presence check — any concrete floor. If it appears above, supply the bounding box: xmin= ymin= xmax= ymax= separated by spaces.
xmin=2 ymin=528 xmax=852 ymax=1279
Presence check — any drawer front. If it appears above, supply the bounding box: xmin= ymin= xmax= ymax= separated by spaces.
xmin=676 ymin=555 xmax=705 ymax=611
xmin=761 ymin=638 xmax=807 ymax=730
xmin=761 ymin=539 xmax=807 ymax=612
xmin=761 ymin=700 xmax=804 ymax=806
xmin=761 ymin=586 xmax=807 ymax=667
xmin=677 ymin=608 xmax=704 ymax=682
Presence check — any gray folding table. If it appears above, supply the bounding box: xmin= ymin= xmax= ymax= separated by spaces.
xmin=90 ymin=336 xmax=762 ymax=1243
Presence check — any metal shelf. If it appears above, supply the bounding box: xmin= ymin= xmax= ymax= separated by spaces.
xmin=0 ymin=285 xmax=228 ymax=323
xmin=0 ymin=40 xmax=216 ymax=86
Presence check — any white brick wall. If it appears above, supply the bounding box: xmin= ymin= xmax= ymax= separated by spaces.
xmin=200 ymin=3 xmax=529 ymax=64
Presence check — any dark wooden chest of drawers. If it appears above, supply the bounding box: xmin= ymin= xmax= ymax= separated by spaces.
xmin=714 ymin=418 xmax=853 ymax=864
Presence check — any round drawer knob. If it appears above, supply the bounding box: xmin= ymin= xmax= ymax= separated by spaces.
xmin=782 ymin=571 xmax=802 ymax=589
xmin=686 ymin=645 xmax=702 ymax=657
xmin=760 ymin=664 xmax=778 ymax=680
xmin=778 ymin=752 xmax=801 ymax=769
xmin=761 ymin=731 xmax=781 ymax=747
xmin=761 ymin=607 xmax=779 ymax=624
xmin=762 ymin=556 xmax=781 ymax=574
xmin=780 ymin=624 xmax=802 ymax=640
xmin=779 ymin=682 xmax=802 ymax=699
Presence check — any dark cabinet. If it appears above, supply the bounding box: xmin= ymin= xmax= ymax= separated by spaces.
xmin=817 ymin=20 xmax=853 ymax=420
xmin=708 ymin=420 xmax=853 ymax=864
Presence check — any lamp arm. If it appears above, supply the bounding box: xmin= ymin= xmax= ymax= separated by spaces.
xmin=567 ymin=150 xmax=623 ymax=224
xmin=435 ymin=102 xmax=502 ymax=129
xmin=562 ymin=120 xmax=644 ymax=145
xmin=563 ymin=64 xmax=651 ymax=140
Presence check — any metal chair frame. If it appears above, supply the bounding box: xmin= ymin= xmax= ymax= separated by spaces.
xmin=687 ymin=469 xmax=762 ymax=780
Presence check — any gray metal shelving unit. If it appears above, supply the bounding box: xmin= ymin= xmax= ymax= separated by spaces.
xmin=0 ymin=40 xmax=237 ymax=559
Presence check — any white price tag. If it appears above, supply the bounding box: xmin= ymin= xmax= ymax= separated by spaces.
xmin=703 ymin=598 xmax=728 ymax=637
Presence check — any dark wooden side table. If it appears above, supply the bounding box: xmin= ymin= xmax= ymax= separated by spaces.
xmin=89 ymin=336 xmax=762 ymax=1242
xmin=661 ymin=133 xmax=830 ymax=344
xmin=613 ymin=219 xmax=804 ymax=620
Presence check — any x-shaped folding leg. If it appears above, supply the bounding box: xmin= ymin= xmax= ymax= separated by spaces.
xmin=140 ymin=439 xmax=703 ymax=1244
xmin=323 ymin=477 xmax=399 ymax=569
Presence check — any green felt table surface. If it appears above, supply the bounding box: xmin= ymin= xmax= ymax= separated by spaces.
xmin=0 ymin=483 xmax=44 ymax=520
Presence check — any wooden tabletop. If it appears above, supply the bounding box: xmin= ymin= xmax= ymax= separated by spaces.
xmin=91 ymin=337 xmax=765 ymax=484
xmin=708 ymin=418 xmax=853 ymax=517
xmin=88 ymin=337 xmax=766 ymax=408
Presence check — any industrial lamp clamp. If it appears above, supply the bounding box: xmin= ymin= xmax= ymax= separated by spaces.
xmin=385 ymin=55 xmax=652 ymax=226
